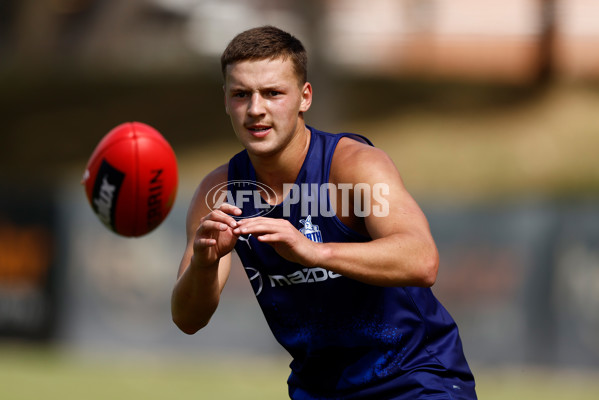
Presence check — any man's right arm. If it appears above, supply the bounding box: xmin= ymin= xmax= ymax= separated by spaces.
xmin=171 ymin=164 xmax=240 ymax=334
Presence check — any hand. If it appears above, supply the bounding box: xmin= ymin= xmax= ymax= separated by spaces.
xmin=192 ymin=203 xmax=241 ymax=269
xmin=234 ymin=217 xmax=321 ymax=267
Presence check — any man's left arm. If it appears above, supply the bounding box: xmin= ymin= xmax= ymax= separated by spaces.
xmin=316 ymin=141 xmax=439 ymax=287
xmin=233 ymin=141 xmax=439 ymax=287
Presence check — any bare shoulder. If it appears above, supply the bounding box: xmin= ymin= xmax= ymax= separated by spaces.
xmin=331 ymin=136 xmax=400 ymax=184
xmin=196 ymin=163 xmax=229 ymax=199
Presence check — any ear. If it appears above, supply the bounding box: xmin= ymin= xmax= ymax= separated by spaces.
xmin=299 ymin=82 xmax=312 ymax=113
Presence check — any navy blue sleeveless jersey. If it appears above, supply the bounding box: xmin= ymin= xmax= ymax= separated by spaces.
xmin=228 ymin=126 xmax=476 ymax=399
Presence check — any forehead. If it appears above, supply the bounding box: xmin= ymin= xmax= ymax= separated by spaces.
xmin=225 ymin=58 xmax=299 ymax=88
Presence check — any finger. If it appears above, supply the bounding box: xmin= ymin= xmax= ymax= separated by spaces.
xmin=234 ymin=220 xmax=280 ymax=235
xmin=236 ymin=216 xmax=271 ymax=225
xmin=197 ymin=219 xmax=230 ymax=235
xmin=235 ymin=217 xmax=288 ymax=232
xmin=196 ymin=237 xmax=217 ymax=247
xmin=205 ymin=209 xmax=238 ymax=228
xmin=218 ymin=202 xmax=242 ymax=217
xmin=255 ymin=233 xmax=282 ymax=243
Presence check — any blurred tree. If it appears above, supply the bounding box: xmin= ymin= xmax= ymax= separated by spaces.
xmin=537 ymin=0 xmax=557 ymax=85
xmin=293 ymin=0 xmax=340 ymax=131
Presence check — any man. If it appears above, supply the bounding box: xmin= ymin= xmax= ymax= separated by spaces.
xmin=171 ymin=26 xmax=477 ymax=399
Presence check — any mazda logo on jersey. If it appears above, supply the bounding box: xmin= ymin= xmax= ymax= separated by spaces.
xmin=244 ymin=265 xmax=342 ymax=297
xmin=244 ymin=266 xmax=263 ymax=296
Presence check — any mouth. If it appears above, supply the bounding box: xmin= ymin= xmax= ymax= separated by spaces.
xmin=246 ymin=125 xmax=271 ymax=138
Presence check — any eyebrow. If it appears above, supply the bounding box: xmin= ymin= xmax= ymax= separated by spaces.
xmin=228 ymin=83 xmax=287 ymax=93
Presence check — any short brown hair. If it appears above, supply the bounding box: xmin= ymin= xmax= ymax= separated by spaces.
xmin=221 ymin=26 xmax=308 ymax=85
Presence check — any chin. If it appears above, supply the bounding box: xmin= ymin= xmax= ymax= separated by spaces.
xmin=245 ymin=141 xmax=282 ymax=158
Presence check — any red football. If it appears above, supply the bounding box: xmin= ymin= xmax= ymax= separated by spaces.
xmin=83 ymin=122 xmax=178 ymax=237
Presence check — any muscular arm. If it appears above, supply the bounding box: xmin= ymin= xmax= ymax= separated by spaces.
xmin=234 ymin=139 xmax=439 ymax=287
xmin=319 ymin=140 xmax=438 ymax=286
xmin=171 ymin=164 xmax=241 ymax=334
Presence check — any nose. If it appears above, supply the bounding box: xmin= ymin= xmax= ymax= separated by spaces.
xmin=247 ymin=92 xmax=265 ymax=117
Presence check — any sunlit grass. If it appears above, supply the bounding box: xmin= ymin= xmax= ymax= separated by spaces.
xmin=0 ymin=346 xmax=289 ymax=400
xmin=2 ymin=346 xmax=599 ymax=400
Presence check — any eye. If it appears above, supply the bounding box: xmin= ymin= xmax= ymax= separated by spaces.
xmin=232 ymin=91 xmax=248 ymax=98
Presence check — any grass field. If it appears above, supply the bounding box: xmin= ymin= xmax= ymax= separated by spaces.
xmin=2 ymin=345 xmax=599 ymax=400
xmin=0 ymin=346 xmax=289 ymax=400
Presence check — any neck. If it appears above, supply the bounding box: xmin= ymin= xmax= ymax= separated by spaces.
xmin=250 ymin=125 xmax=311 ymax=197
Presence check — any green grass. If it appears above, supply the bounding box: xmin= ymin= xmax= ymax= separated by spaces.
xmin=0 ymin=346 xmax=289 ymax=400
xmin=473 ymin=365 xmax=599 ymax=400
xmin=2 ymin=347 xmax=599 ymax=399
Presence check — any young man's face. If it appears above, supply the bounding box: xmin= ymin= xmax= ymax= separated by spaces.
xmin=224 ymin=57 xmax=312 ymax=158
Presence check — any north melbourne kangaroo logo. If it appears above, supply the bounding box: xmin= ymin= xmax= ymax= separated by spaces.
xmin=299 ymin=215 xmax=322 ymax=243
